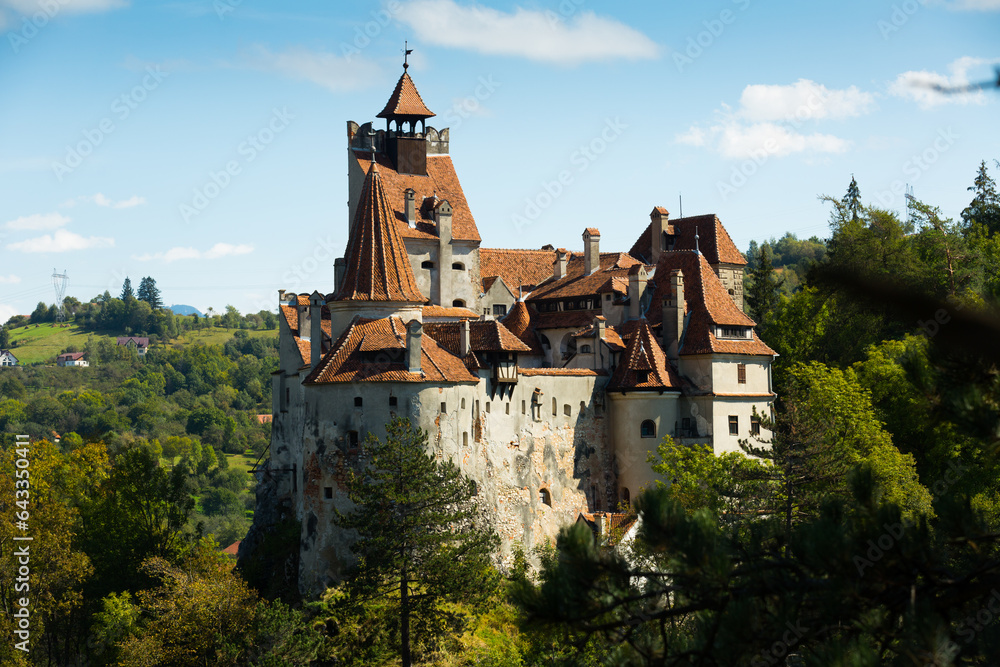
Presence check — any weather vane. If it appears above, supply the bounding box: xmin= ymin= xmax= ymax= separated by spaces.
xmin=367 ymin=125 xmax=377 ymax=163
xmin=403 ymin=41 xmax=413 ymax=70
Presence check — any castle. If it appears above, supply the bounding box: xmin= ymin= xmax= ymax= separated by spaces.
xmin=244 ymin=64 xmax=776 ymax=594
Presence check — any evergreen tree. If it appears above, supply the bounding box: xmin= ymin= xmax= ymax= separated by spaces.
xmin=745 ymin=244 xmax=783 ymax=335
xmin=120 ymin=277 xmax=135 ymax=301
xmin=137 ymin=276 xmax=163 ymax=310
xmin=334 ymin=417 xmax=498 ymax=667
xmin=0 ymin=326 xmax=8 ymax=349
xmin=961 ymin=160 xmax=1000 ymax=236
xmin=842 ymin=174 xmax=862 ymax=222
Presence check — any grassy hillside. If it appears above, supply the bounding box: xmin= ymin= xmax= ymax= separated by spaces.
xmin=4 ymin=321 xmax=277 ymax=365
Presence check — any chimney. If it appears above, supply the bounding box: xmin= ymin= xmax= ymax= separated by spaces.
xmin=627 ymin=265 xmax=648 ymax=320
xmin=583 ymin=228 xmax=600 ymax=276
xmin=459 ymin=319 xmax=470 ymax=358
xmin=278 ymin=289 xmax=286 ymax=304
xmin=554 ymin=248 xmax=569 ymax=280
xmin=650 ymin=207 xmax=670 ymax=265
xmin=309 ymin=291 xmax=324 ymax=368
xmin=594 ymin=315 xmax=606 ymax=341
xmin=407 ymin=320 xmax=422 ymax=373
xmin=404 ymin=188 xmax=416 ymax=227
xmin=334 ymin=258 xmax=346 ymax=293
xmin=435 ymin=200 xmax=454 ymax=305
xmin=663 ymin=269 xmax=685 ymax=360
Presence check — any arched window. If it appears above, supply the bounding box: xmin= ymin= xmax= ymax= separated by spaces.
xmin=461 ymin=398 xmax=466 ymax=409
xmin=452 ymin=299 xmax=466 ymax=308
xmin=539 ymin=488 xmax=551 ymax=506
xmin=641 ymin=419 xmax=656 ymax=438
xmin=452 ymin=262 xmax=465 ymax=270
xmin=621 ymin=488 xmax=631 ymax=506
xmin=421 ymin=260 xmax=435 ymax=269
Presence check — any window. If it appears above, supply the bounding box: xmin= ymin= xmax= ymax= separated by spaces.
xmin=452 ymin=262 xmax=465 ymax=270
xmin=324 ymin=487 xmax=333 ymax=499
xmin=493 ymin=304 xmax=507 ymax=316
xmin=539 ymin=488 xmax=551 ymax=506
xmin=580 ymin=344 xmax=592 ymax=353
xmin=729 ymin=415 xmax=739 ymax=435
xmin=563 ymin=404 xmax=571 ymax=416
xmin=506 ymin=402 xmax=510 ymax=415
xmin=636 ymin=370 xmax=649 ymax=383
xmin=605 ymin=294 xmax=611 ymax=301
xmin=421 ymin=260 xmax=434 ymax=269
xmin=347 ymin=431 xmax=359 ymax=450
xmin=641 ymin=419 xmax=656 ymax=438
xmin=591 ymin=484 xmax=600 ymax=511
xmin=521 ymin=400 xmax=526 ymax=414
xmin=389 ymin=395 xmax=397 ymax=408
xmin=485 ymin=402 xmax=491 ymax=413
xmin=738 ymin=363 xmax=747 ymax=384
xmin=461 ymin=398 xmax=466 ymax=409
xmin=285 ymin=387 xmax=290 ymax=407
xmin=452 ymin=299 xmax=466 ymax=308
xmin=718 ymin=326 xmax=749 ymax=339
xmin=621 ymin=488 xmax=631 ymax=506
xmin=463 ymin=432 xmax=468 ymax=447
xmin=552 ymin=397 xmax=557 ymax=416
xmin=751 ymin=416 xmax=761 ymax=436
xmin=441 ymin=402 xmax=447 ymax=413
xmin=354 ymin=396 xmax=363 ymax=408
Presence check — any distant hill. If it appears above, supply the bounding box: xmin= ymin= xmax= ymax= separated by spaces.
xmin=167 ymin=305 xmax=204 ymax=317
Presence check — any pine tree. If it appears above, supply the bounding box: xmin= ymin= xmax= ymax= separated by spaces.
xmin=334 ymin=417 xmax=498 ymax=667
xmin=961 ymin=160 xmax=1000 ymax=236
xmin=842 ymin=174 xmax=862 ymax=222
xmin=120 ymin=277 xmax=135 ymax=301
xmin=137 ymin=276 xmax=163 ymax=310
xmin=745 ymin=245 xmax=783 ymax=336
xmin=0 ymin=326 xmax=9 ymax=349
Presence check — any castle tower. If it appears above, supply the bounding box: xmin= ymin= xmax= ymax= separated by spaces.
xmin=377 ymin=65 xmax=435 ymax=176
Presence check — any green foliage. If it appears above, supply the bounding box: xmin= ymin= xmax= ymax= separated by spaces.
xmin=137 ymin=276 xmax=163 ymax=310
xmin=744 ymin=244 xmax=783 ymax=336
xmin=961 ymin=159 xmax=1000 ymax=236
xmin=120 ymin=277 xmax=135 ymax=301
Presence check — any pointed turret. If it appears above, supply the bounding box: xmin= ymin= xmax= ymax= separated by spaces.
xmin=377 ymin=62 xmax=435 ymax=176
xmin=335 ymin=161 xmax=426 ymax=303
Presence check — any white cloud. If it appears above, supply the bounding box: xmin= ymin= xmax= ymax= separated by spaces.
xmin=935 ymin=0 xmax=1000 ymax=10
xmin=64 ymin=193 xmax=146 ymax=209
xmin=890 ymin=56 xmax=1000 ymax=108
xmin=8 ymin=229 xmax=114 ymax=253
xmin=0 ymin=275 xmax=21 ymax=284
xmin=396 ymin=0 xmax=659 ymax=65
xmin=0 ymin=0 xmax=128 ymax=13
xmin=243 ymin=45 xmax=382 ymax=92
xmin=676 ymin=80 xmax=866 ymax=159
xmin=0 ymin=304 xmax=18 ymax=326
xmin=135 ymin=243 xmax=254 ymax=262
xmin=738 ymin=79 xmax=876 ymax=122
xmin=4 ymin=212 xmax=71 ymax=231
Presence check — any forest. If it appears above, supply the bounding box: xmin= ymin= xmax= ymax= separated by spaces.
xmin=1 ymin=160 xmax=999 ymax=665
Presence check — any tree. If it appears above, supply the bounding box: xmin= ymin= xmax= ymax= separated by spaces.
xmin=120 ymin=277 xmax=135 ymax=301
xmin=31 ymin=301 xmax=50 ymax=323
xmin=842 ymin=174 xmax=862 ymax=221
xmin=137 ymin=276 xmax=163 ymax=310
xmin=334 ymin=417 xmax=498 ymax=667
xmin=961 ymin=160 xmax=1000 ymax=236
xmin=744 ymin=244 xmax=783 ymax=336
xmin=0 ymin=325 xmax=9 ymax=348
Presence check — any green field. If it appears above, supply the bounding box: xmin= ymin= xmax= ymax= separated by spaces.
xmin=3 ymin=321 xmax=277 ymax=365
xmin=226 ymin=452 xmax=262 ymax=474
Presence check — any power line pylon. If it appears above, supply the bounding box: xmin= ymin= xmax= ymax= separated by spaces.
xmin=52 ymin=268 xmax=69 ymax=322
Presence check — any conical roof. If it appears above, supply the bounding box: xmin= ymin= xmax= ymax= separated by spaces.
xmin=377 ymin=71 xmax=435 ymax=119
xmin=608 ymin=319 xmax=682 ymax=391
xmin=335 ymin=161 xmax=426 ymax=303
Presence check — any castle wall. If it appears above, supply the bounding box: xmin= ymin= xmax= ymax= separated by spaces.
xmin=609 ymin=392 xmax=680 ymax=502
xmin=713 ymin=263 xmax=745 ymax=311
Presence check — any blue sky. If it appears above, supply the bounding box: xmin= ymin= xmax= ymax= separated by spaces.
xmin=1 ymin=0 xmax=998 ymax=321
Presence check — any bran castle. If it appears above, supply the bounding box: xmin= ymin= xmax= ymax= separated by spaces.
xmin=242 ymin=65 xmax=776 ymax=594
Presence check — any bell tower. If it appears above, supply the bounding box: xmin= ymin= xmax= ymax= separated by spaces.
xmin=376 ymin=46 xmax=435 ymax=176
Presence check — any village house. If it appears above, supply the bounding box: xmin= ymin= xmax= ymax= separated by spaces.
xmin=0 ymin=349 xmax=18 ymax=367
xmin=116 ymin=336 xmax=149 ymax=356
xmin=56 ymin=351 xmax=89 ymax=367
xmin=243 ymin=64 xmax=776 ymax=594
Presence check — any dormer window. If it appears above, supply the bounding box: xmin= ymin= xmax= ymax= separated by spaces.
xmin=717 ymin=326 xmax=751 ymax=339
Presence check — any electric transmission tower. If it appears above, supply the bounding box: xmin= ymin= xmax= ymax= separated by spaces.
xmin=52 ymin=268 xmax=69 ymax=322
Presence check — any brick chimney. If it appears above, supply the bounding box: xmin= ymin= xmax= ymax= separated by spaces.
xmin=459 ymin=319 xmax=470 ymax=358
xmin=627 ymin=265 xmax=648 ymax=320
xmin=407 ymin=320 xmax=422 ymax=373
xmin=583 ymin=228 xmax=600 ymax=276
xmin=650 ymin=207 xmax=670 ymax=265
xmin=404 ymin=188 xmax=416 ymax=227
xmin=663 ymin=269 xmax=685 ymax=360
xmin=554 ymin=248 xmax=569 ymax=280
xmin=309 ymin=291 xmax=325 ymax=369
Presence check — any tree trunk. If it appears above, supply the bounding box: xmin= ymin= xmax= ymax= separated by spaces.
xmin=401 ymin=567 xmax=411 ymax=667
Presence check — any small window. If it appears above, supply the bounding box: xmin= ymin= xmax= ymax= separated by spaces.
xmin=347 ymin=430 xmax=359 ymax=450
xmin=492 ymin=304 xmax=507 ymax=316
xmin=552 ymin=397 xmax=557 ymax=416
xmin=580 ymin=344 xmax=592 ymax=353
xmin=728 ymin=288 xmax=735 ymax=296
xmin=563 ymin=404 xmax=571 ymax=416
xmin=521 ymin=400 xmax=526 ymax=414
xmin=729 ymin=415 xmax=739 ymax=435
xmin=452 ymin=299 xmax=466 ymax=308
xmin=737 ymin=363 xmax=747 ymax=385
xmin=636 ymin=370 xmax=649 ymax=383
xmin=641 ymin=419 xmax=656 ymax=438
xmin=285 ymin=387 xmax=290 ymax=405
xmin=452 ymin=262 xmax=465 ymax=270
xmin=621 ymin=488 xmax=631 ymax=506
xmin=470 ymin=480 xmax=478 ymax=496
xmin=441 ymin=402 xmax=447 ymax=413
xmin=461 ymin=398 xmax=466 ymax=409
xmin=354 ymin=396 xmax=363 ymax=408
xmin=506 ymin=402 xmax=510 ymax=415
xmin=421 ymin=260 xmax=434 ymax=269
xmin=389 ymin=395 xmax=398 ymax=408
xmin=324 ymin=487 xmax=333 ymax=499
xmin=591 ymin=485 xmax=600 ymax=511
xmin=539 ymin=488 xmax=551 ymax=506
xmin=682 ymin=417 xmax=691 ymax=431
xmin=485 ymin=402 xmax=491 ymax=414
xmin=751 ymin=416 xmax=761 ymax=436
xmin=463 ymin=432 xmax=468 ymax=447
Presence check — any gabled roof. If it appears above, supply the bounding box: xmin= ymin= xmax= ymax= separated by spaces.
xmin=353 ymin=152 xmax=481 ymax=243
xmin=279 ymin=303 xmax=334 ymax=367
xmin=336 ymin=161 xmax=427 ymax=303
xmin=116 ymin=337 xmax=149 ymax=347
xmin=0 ymin=349 xmax=19 ymax=359
xmin=480 ymin=248 xmax=559 ymax=292
xmin=377 ymin=71 xmax=435 ymax=119
xmin=57 ymin=352 xmax=85 ymax=361
xmin=423 ymin=320 xmax=531 ymax=357
xmin=305 ymin=316 xmax=477 ymax=384
xmin=527 ymin=252 xmax=644 ymax=302
xmin=608 ymin=319 xmax=683 ymax=391
xmin=629 ymin=213 xmax=746 ymax=266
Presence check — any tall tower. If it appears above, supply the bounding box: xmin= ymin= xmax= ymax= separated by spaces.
xmin=376 ymin=62 xmax=436 ymax=176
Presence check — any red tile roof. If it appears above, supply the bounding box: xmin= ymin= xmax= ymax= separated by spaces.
xmin=422 ymin=305 xmax=480 ymax=319
xmin=520 ymin=368 xmax=606 ymax=377
xmin=353 ymin=152 xmax=481 ymax=243
xmin=500 ymin=301 xmax=545 ymax=355
xmin=116 ymin=336 xmax=149 ymax=347
xmin=480 ymin=248 xmax=558 ymax=292
xmin=336 ymin=161 xmax=427 ymax=303
xmin=377 ymin=71 xmax=435 ymax=119
xmin=584 ymin=227 xmax=601 ymax=237
xmin=527 ymin=252 xmax=643 ymax=302
xmin=571 ymin=323 xmax=626 ymax=350
xmin=305 ymin=316 xmax=477 ymax=384
xmin=533 ymin=310 xmax=596 ymax=330
xmin=608 ymin=319 xmax=683 ymax=391
xmin=57 ymin=352 xmax=85 ymax=361
xmin=629 ymin=214 xmax=746 ymax=266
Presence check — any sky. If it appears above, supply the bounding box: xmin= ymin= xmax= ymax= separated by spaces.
xmin=1 ymin=0 xmax=998 ymax=322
